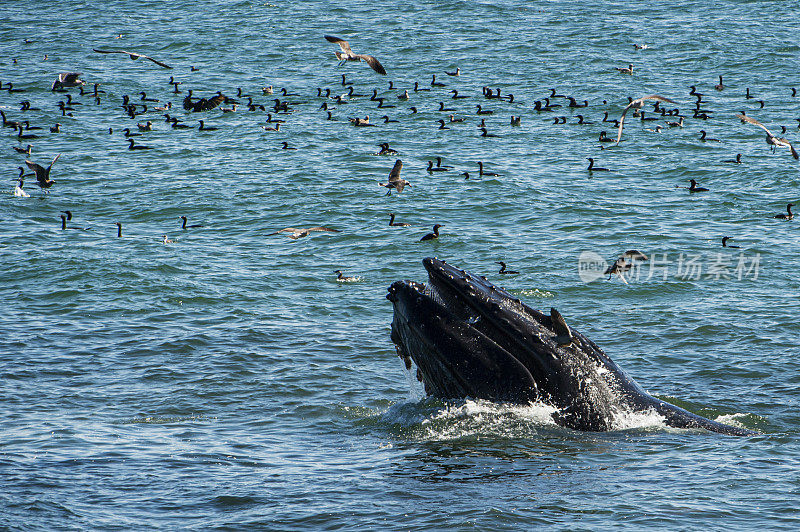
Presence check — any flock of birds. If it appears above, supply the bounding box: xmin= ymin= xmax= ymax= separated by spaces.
xmin=5 ymin=35 xmax=800 ymax=282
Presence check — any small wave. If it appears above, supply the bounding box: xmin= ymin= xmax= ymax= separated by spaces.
xmin=120 ymin=414 xmax=211 ymax=424
xmin=510 ymin=288 xmax=554 ymax=298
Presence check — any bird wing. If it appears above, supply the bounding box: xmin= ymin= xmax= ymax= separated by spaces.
xmin=615 ymin=109 xmax=628 ymax=144
xmin=93 ymin=49 xmax=171 ymax=68
xmin=93 ymin=48 xmax=128 ymax=55
xmin=388 ymin=159 xmax=403 ymax=182
xmin=616 ymin=95 xmax=677 ymax=143
xmin=204 ymin=94 xmax=226 ymax=110
xmin=48 ymin=153 xmax=61 ymax=170
xmin=357 ymin=54 xmax=386 ymax=75
xmin=266 ymin=227 xmax=299 ymax=236
xmin=144 ymin=55 xmax=172 ymax=69
xmin=736 ymin=113 xmax=773 ymax=136
xmin=306 ymin=227 xmax=341 ymax=233
xmin=59 ymin=72 xmax=82 ymax=83
xmin=324 ymin=35 xmax=353 ymax=54
xmin=25 ymin=159 xmax=46 ymax=180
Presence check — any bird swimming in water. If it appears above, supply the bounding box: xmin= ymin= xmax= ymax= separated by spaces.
xmin=445 ymin=67 xmax=460 ymax=76
xmin=721 ymin=236 xmax=740 ymax=248
xmin=496 ymin=261 xmax=519 ymax=274
xmin=377 ymin=143 xmax=397 ymax=155
xmin=699 ymin=130 xmax=721 ymax=142
xmin=420 ymin=224 xmax=443 ymax=242
xmin=688 ymin=179 xmax=709 ymax=192
xmin=116 ymin=222 xmax=122 ymax=237
xmin=334 ymin=270 xmax=359 ymax=282
xmin=477 ymin=161 xmax=500 ymax=176
xmin=324 ymin=35 xmax=386 ymax=75
xmin=267 ymin=226 xmax=341 ymax=239
xmin=13 ymin=144 xmax=32 ymax=155
xmin=774 ymin=203 xmax=794 ymax=220
xmin=615 ymin=95 xmax=678 ymax=143
xmin=13 ymin=176 xmax=29 ymax=197
xmin=25 ymin=153 xmax=60 ymax=192
xmin=162 ymin=235 xmax=175 ymax=244
xmin=379 ymin=159 xmax=410 ymax=195
xmin=389 ymin=213 xmax=410 ymax=227
xmin=180 ymin=216 xmax=203 ymax=229
xmin=715 ymin=76 xmax=724 ymax=91
xmin=725 ymin=153 xmax=742 ymax=164
xmin=586 ymin=157 xmax=609 ymax=172
xmin=615 ymin=64 xmax=633 ymax=74
xmin=128 ymin=138 xmax=151 ymax=150
xmin=92 ymin=48 xmax=172 ymax=68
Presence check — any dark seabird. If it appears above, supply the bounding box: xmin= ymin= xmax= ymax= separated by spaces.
xmin=324 ymin=35 xmax=386 ymax=75
xmin=25 ymin=153 xmax=59 ymax=192
xmin=586 ymin=157 xmax=609 ymax=172
xmin=774 ymin=203 xmax=794 ymax=220
xmin=721 ymin=237 xmax=740 ymax=249
xmin=379 ymin=160 xmax=409 ymax=195
xmin=699 ymin=130 xmax=721 ymax=142
xmin=13 ymin=144 xmax=32 ymax=155
xmin=715 ymin=76 xmax=724 ymax=91
xmin=116 ymin=222 xmax=122 ymax=238
xmin=477 ymin=162 xmax=500 ymax=176
xmin=389 ymin=213 xmax=410 ymax=226
xmin=14 ymin=175 xmax=29 ymax=197
xmin=198 ymin=120 xmax=217 ymax=131
xmin=92 ymin=48 xmax=172 ymax=69
xmin=688 ymin=179 xmax=709 ymax=192
xmin=128 ymin=138 xmax=151 ymax=150
xmin=377 ymin=142 xmax=398 ymax=155
xmin=420 ymin=224 xmax=443 ymax=241
xmin=180 ymin=216 xmax=203 ymax=229
xmin=496 ymin=261 xmax=519 ymax=274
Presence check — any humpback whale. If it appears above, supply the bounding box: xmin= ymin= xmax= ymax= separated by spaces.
xmin=386 ymin=258 xmax=755 ymax=436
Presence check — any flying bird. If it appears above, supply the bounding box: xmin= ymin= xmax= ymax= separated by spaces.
xmin=615 ymin=95 xmax=678 ymax=143
xmin=92 ymin=48 xmax=172 ymax=69
xmin=735 ymin=113 xmax=799 ymax=159
xmin=379 ymin=159 xmax=410 ymax=195
xmin=25 ymin=153 xmax=60 ymax=192
xmin=324 ymin=35 xmax=386 ymax=75
xmin=51 ymin=72 xmax=85 ymax=91
xmin=266 ymin=226 xmax=341 ymax=239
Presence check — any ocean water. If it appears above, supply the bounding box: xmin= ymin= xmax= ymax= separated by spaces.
xmin=2 ymin=0 xmax=799 ymax=529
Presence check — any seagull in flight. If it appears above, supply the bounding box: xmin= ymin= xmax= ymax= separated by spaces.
xmin=25 ymin=153 xmax=60 ymax=192
xmin=615 ymin=95 xmax=678 ymax=144
xmin=92 ymin=48 xmax=172 ymax=69
xmin=379 ymin=159 xmax=410 ymax=195
xmin=266 ymin=226 xmax=341 ymax=239
xmin=324 ymin=35 xmax=386 ymax=75
xmin=51 ymin=72 xmax=85 ymax=91
xmin=735 ymin=113 xmax=799 ymax=159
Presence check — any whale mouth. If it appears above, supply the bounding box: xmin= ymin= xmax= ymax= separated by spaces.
xmin=387 ymin=258 xmax=756 ymax=436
